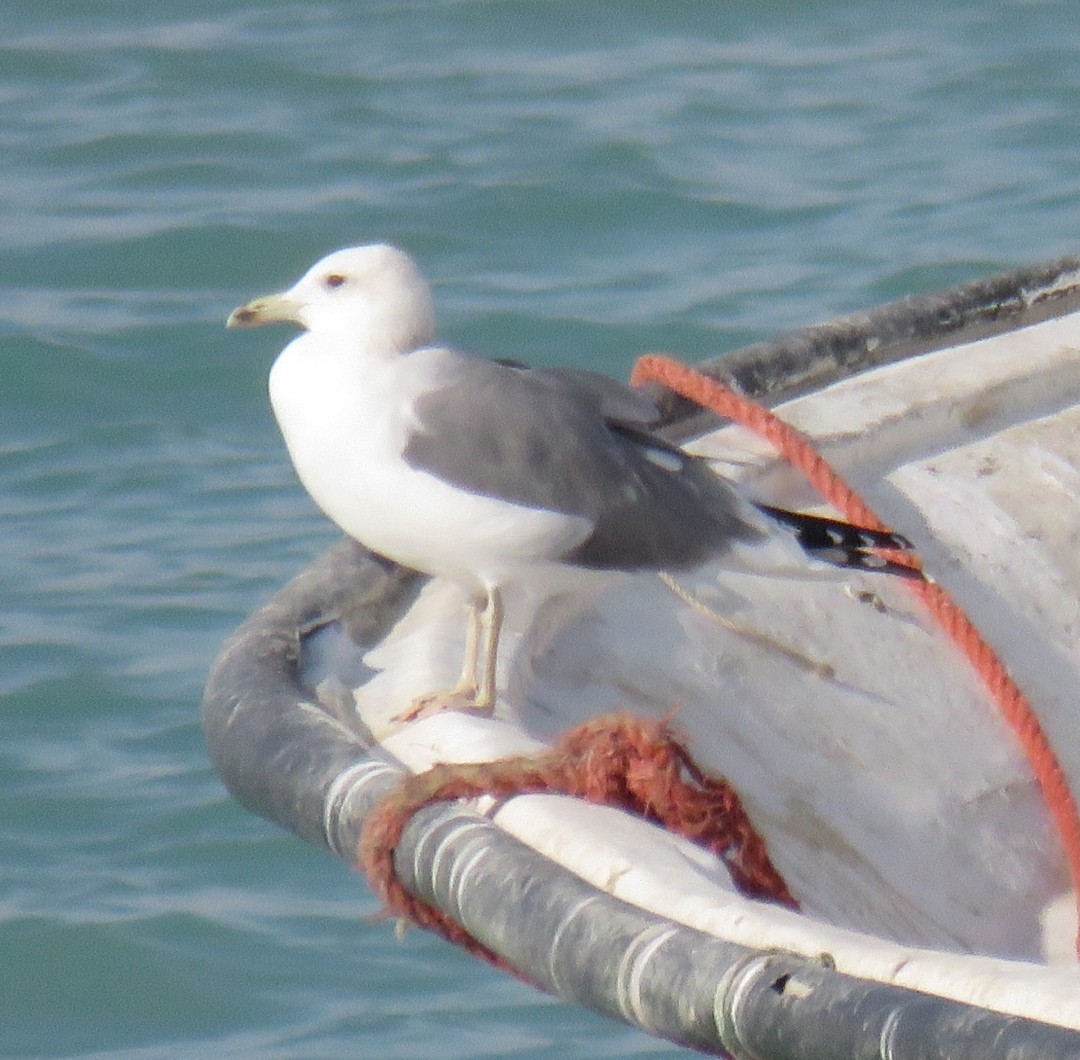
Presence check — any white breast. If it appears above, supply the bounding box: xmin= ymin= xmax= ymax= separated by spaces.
xmin=268 ymin=338 xmax=591 ymax=589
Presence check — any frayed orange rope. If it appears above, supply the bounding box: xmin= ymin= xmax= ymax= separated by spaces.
xmin=358 ymin=713 xmax=796 ymax=975
xmin=632 ymin=352 xmax=1080 ymax=957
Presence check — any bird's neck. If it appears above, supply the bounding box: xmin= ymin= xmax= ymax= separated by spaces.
xmin=304 ymin=326 xmax=413 ymax=364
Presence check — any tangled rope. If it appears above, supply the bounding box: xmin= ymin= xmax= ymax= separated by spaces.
xmin=359 ymin=713 xmax=796 ymax=974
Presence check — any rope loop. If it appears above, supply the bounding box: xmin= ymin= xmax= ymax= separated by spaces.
xmin=358 ymin=713 xmax=796 ymax=975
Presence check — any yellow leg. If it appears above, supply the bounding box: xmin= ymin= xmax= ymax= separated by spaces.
xmin=473 ymin=585 xmax=503 ymax=711
xmin=393 ymin=584 xmax=503 ymax=723
xmin=453 ymin=594 xmax=485 ymax=698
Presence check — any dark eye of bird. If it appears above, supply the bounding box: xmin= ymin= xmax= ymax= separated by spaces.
xmin=324 ymin=274 xmax=347 ymax=289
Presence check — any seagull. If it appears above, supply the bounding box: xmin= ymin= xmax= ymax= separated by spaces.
xmin=227 ymin=244 xmax=914 ymax=718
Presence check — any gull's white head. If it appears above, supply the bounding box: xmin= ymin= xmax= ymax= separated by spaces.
xmin=227 ymin=243 xmax=436 ymax=355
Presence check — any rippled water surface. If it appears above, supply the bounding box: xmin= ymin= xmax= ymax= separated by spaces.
xmin=5 ymin=2 xmax=1080 ymax=1056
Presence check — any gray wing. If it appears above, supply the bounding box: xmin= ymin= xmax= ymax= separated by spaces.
xmin=526 ymin=366 xmax=661 ymax=430
xmin=402 ymin=355 xmax=764 ymax=571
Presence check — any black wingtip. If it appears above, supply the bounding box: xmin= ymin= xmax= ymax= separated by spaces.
xmin=756 ymin=504 xmax=921 ymax=579
xmin=808 ymin=546 xmax=924 ymax=579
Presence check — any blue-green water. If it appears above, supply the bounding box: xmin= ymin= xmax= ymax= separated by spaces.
xmin=4 ymin=2 xmax=1080 ymax=1056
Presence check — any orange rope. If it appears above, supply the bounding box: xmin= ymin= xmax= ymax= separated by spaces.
xmin=359 ymin=714 xmax=796 ymax=977
xmin=632 ymin=353 xmax=1080 ymax=956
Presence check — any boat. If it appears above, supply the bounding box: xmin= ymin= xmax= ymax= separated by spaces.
xmin=204 ymin=257 xmax=1080 ymax=1057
